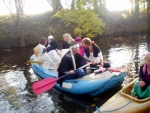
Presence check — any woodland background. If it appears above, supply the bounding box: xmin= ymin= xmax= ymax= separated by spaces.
xmin=0 ymin=0 xmax=150 ymax=48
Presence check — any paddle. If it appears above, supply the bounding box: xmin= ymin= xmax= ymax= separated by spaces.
xmin=32 ymin=62 xmax=92 ymax=95
xmin=93 ymin=67 xmax=125 ymax=74
xmin=27 ymin=60 xmax=43 ymax=64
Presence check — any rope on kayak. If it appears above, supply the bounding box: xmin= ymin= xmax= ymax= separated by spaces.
xmin=96 ymin=97 xmax=134 ymax=113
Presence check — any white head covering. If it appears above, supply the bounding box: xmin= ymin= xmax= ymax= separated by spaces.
xmin=48 ymin=35 xmax=54 ymax=40
xmin=70 ymin=43 xmax=79 ymax=48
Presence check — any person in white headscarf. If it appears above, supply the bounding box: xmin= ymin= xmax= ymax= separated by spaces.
xmin=45 ymin=35 xmax=54 ymax=48
xmin=57 ymin=41 xmax=91 ymax=86
xmin=42 ymin=39 xmax=61 ymax=73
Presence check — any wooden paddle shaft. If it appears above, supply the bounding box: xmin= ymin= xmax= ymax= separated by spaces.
xmin=79 ymin=62 xmax=92 ymax=69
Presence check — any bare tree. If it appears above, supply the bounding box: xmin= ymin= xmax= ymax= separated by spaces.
xmin=14 ymin=0 xmax=25 ymax=24
xmin=14 ymin=0 xmax=26 ymax=47
xmin=3 ymin=0 xmax=14 ymax=16
xmin=3 ymin=0 xmax=26 ymax=47
xmin=47 ymin=0 xmax=62 ymax=12
xmin=71 ymin=0 xmax=75 ymax=9
xmin=134 ymin=0 xmax=139 ymax=31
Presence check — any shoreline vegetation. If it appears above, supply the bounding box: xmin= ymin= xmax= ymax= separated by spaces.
xmin=0 ymin=0 xmax=150 ymax=49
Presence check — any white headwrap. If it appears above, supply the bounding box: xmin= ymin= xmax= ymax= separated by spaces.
xmin=48 ymin=35 xmax=54 ymax=39
xmin=70 ymin=43 xmax=79 ymax=49
xmin=70 ymin=43 xmax=80 ymax=70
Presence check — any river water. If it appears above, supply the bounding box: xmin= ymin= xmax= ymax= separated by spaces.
xmin=0 ymin=35 xmax=149 ymax=113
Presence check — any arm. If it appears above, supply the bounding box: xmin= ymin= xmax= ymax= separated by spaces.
xmin=63 ymin=70 xmax=75 ymax=75
xmin=98 ymin=52 xmax=103 ymax=66
xmin=51 ymin=50 xmax=61 ymax=64
xmin=83 ymin=56 xmax=91 ymax=62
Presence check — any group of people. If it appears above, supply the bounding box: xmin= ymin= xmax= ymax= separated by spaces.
xmin=33 ymin=33 xmax=150 ymax=99
xmin=33 ymin=33 xmax=108 ymax=84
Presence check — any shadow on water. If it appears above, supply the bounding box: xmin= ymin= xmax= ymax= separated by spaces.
xmin=48 ymin=86 xmax=122 ymax=113
xmin=0 ymin=35 xmax=150 ymax=113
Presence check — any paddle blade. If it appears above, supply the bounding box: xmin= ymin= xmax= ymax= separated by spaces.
xmin=32 ymin=78 xmax=57 ymax=90
xmin=32 ymin=78 xmax=58 ymax=95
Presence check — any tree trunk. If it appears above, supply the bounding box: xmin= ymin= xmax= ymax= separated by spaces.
xmin=47 ymin=0 xmax=62 ymax=12
xmin=146 ymin=0 xmax=150 ymax=24
xmin=93 ymin=0 xmax=99 ymax=14
xmin=134 ymin=0 xmax=139 ymax=31
xmin=14 ymin=0 xmax=25 ymax=47
xmin=71 ymin=0 xmax=75 ymax=9
xmin=147 ymin=0 xmax=150 ymax=12
xmin=130 ymin=0 xmax=134 ymax=15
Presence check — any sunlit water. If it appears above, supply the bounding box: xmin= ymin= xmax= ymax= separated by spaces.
xmin=0 ymin=35 xmax=149 ymax=113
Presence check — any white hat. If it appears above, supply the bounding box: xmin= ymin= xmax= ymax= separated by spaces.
xmin=48 ymin=35 xmax=54 ymax=39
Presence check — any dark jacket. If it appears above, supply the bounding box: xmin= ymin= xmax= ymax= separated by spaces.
xmin=46 ymin=39 xmax=58 ymax=52
xmin=62 ymin=41 xmax=70 ymax=49
xmin=139 ymin=64 xmax=150 ymax=86
xmin=57 ymin=51 xmax=85 ymax=77
xmin=139 ymin=64 xmax=150 ymax=91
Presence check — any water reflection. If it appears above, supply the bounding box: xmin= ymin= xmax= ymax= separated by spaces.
xmin=19 ymin=94 xmax=55 ymax=113
xmin=0 ymin=47 xmax=56 ymax=112
xmin=0 ymin=71 xmax=55 ymax=113
xmin=108 ymin=47 xmax=133 ymax=67
xmin=98 ymin=36 xmax=148 ymax=73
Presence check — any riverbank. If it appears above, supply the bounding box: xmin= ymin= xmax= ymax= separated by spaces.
xmin=0 ymin=10 xmax=150 ymax=49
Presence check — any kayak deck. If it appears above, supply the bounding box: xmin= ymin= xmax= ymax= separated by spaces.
xmin=94 ymin=79 xmax=150 ymax=113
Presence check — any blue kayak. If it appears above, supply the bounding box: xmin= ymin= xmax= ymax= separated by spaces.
xmin=30 ymin=57 xmax=126 ymax=96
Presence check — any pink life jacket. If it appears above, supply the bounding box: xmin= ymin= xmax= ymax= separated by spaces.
xmin=79 ymin=46 xmax=84 ymax=56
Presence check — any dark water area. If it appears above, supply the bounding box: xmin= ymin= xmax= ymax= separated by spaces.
xmin=0 ymin=35 xmax=150 ymax=113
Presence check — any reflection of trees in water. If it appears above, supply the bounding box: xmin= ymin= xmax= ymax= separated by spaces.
xmin=95 ymin=35 xmax=149 ymax=74
xmin=52 ymin=86 xmax=122 ymax=113
xmin=52 ymin=88 xmax=94 ymax=113
xmin=58 ymin=94 xmax=85 ymax=113
xmin=146 ymin=36 xmax=150 ymax=51
xmin=134 ymin=42 xmax=139 ymax=74
xmin=94 ymin=36 xmax=139 ymax=60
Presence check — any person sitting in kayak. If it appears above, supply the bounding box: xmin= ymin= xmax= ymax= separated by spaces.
xmin=46 ymin=38 xmax=59 ymax=52
xmin=62 ymin=33 xmax=74 ymax=49
xmin=57 ymin=41 xmax=91 ymax=86
xmin=75 ymin=36 xmax=84 ymax=56
xmin=33 ymin=37 xmax=47 ymax=61
xmin=42 ymin=39 xmax=61 ymax=73
xmin=82 ymin=37 xmax=110 ymax=71
xmin=133 ymin=52 xmax=150 ymax=99
xmin=45 ymin=35 xmax=54 ymax=48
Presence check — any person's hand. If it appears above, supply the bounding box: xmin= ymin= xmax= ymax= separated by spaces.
xmin=57 ymin=51 xmax=62 ymax=57
xmin=100 ymin=63 xmax=103 ymax=67
xmin=92 ymin=60 xmax=96 ymax=64
xmin=46 ymin=44 xmax=50 ymax=49
xmin=69 ymin=70 xmax=75 ymax=74
xmin=138 ymin=81 xmax=146 ymax=87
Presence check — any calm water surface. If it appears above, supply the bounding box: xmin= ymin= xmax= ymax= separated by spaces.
xmin=0 ymin=35 xmax=149 ymax=113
